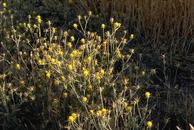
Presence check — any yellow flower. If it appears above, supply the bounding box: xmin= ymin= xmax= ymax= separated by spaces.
xmin=146 ymin=121 xmax=153 ymax=128
xmin=19 ymin=80 xmax=25 ymax=85
xmin=15 ymin=64 xmax=21 ymax=70
xmin=101 ymin=108 xmax=108 ymax=114
xmin=96 ymin=110 xmax=102 ymax=116
xmin=115 ymin=49 xmax=122 ymax=58
xmin=126 ymin=105 xmax=132 ymax=112
xmin=130 ymin=34 xmax=135 ymax=40
xmin=67 ymin=42 xmax=72 ymax=48
xmin=68 ymin=116 xmax=75 ymax=122
xmin=82 ymin=68 xmax=89 ymax=77
xmin=46 ymin=71 xmax=51 ymax=78
xmin=63 ymin=31 xmax=68 ymax=37
xmin=73 ymin=23 xmax=78 ymax=29
xmin=101 ymin=24 xmax=106 ymax=29
xmin=71 ymin=113 xmax=78 ymax=118
xmin=82 ymin=96 xmax=88 ymax=103
xmin=89 ymin=109 xmax=94 ymax=114
xmin=2 ymin=2 xmax=7 ymax=8
xmin=57 ymin=61 xmax=62 ymax=66
xmin=103 ymin=41 xmax=107 ymax=46
xmin=70 ymin=36 xmax=75 ymax=42
xmin=110 ymin=18 xmax=114 ymax=24
xmin=88 ymin=11 xmax=92 ymax=16
xmin=145 ymin=92 xmax=151 ymax=98
xmin=109 ymin=67 xmax=113 ymax=74
xmin=94 ymin=72 xmax=101 ymax=80
xmin=68 ymin=64 xmax=74 ymax=71
xmin=77 ymin=15 xmax=82 ymax=20
xmin=51 ymin=58 xmax=56 ymax=63
xmin=63 ymin=92 xmax=68 ymax=97
xmin=87 ymin=84 xmax=93 ymax=90
xmin=36 ymin=15 xmax=42 ymax=24
xmin=80 ymin=38 xmax=86 ymax=44
xmin=100 ymin=69 xmax=105 ymax=75
xmin=114 ymin=22 xmax=121 ymax=28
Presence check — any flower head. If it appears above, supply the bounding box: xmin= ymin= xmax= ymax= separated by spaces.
xmin=130 ymin=34 xmax=135 ymax=40
xmin=46 ymin=71 xmax=51 ymax=78
xmin=146 ymin=120 xmax=153 ymax=128
xmin=73 ymin=23 xmax=78 ymax=29
xmin=82 ymin=96 xmax=88 ymax=103
xmin=114 ymin=22 xmax=121 ymax=28
xmin=15 ymin=64 xmax=21 ymax=70
xmin=36 ymin=15 xmax=42 ymax=24
xmin=101 ymin=24 xmax=106 ymax=29
xmin=80 ymin=38 xmax=86 ymax=44
xmin=70 ymin=36 xmax=75 ymax=42
xmin=145 ymin=92 xmax=151 ymax=98
xmin=2 ymin=2 xmax=7 ymax=8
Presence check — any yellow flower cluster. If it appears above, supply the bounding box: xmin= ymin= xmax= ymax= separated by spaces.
xmin=36 ymin=15 xmax=42 ymax=24
xmin=68 ymin=113 xmax=78 ymax=122
xmin=96 ymin=108 xmax=109 ymax=117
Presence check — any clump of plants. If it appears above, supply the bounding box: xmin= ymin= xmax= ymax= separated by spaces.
xmin=0 ymin=2 xmax=157 ymax=130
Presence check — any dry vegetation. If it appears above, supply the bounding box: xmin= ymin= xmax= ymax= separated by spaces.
xmin=0 ymin=0 xmax=194 ymax=130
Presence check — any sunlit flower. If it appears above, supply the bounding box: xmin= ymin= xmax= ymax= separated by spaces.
xmin=80 ymin=38 xmax=86 ymax=44
xmin=82 ymin=96 xmax=88 ymax=103
xmin=67 ymin=42 xmax=72 ymax=48
xmin=101 ymin=24 xmax=106 ymax=29
xmin=36 ymin=15 xmax=42 ymax=24
xmin=110 ymin=18 xmax=114 ymax=24
xmin=19 ymin=80 xmax=25 ymax=85
xmin=145 ymin=92 xmax=151 ymax=98
xmin=63 ymin=92 xmax=68 ymax=97
xmin=71 ymin=113 xmax=78 ymax=118
xmin=130 ymin=34 xmax=135 ymax=40
xmin=126 ymin=105 xmax=132 ymax=112
xmin=87 ymin=84 xmax=93 ymax=90
xmin=70 ymin=36 xmax=75 ymax=42
xmin=2 ymin=2 xmax=7 ymax=8
xmin=100 ymin=69 xmax=105 ymax=75
xmin=73 ymin=23 xmax=78 ymax=29
xmin=15 ymin=64 xmax=21 ymax=70
xmin=88 ymin=11 xmax=92 ymax=16
xmin=77 ymin=15 xmax=82 ymax=20
xmin=63 ymin=31 xmax=68 ymax=37
xmin=89 ymin=109 xmax=94 ymax=114
xmin=68 ymin=116 xmax=75 ymax=122
xmin=46 ymin=71 xmax=51 ymax=78
xmin=114 ymin=22 xmax=121 ymax=28
xmin=146 ymin=120 xmax=153 ymax=128
xmin=82 ymin=68 xmax=89 ymax=77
